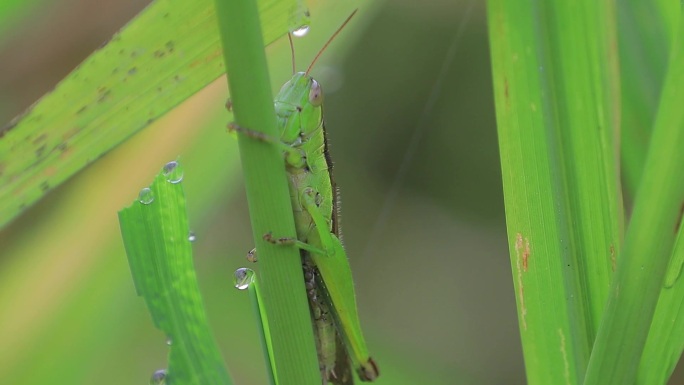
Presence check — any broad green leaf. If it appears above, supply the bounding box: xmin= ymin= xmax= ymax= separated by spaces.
xmin=0 ymin=0 xmax=306 ymax=228
xmin=118 ymin=162 xmax=232 ymax=385
xmin=488 ymin=1 xmax=622 ymax=384
xmin=0 ymin=88 xmax=243 ymax=384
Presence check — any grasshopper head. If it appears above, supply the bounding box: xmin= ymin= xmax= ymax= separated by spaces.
xmin=274 ymin=72 xmax=324 ymax=144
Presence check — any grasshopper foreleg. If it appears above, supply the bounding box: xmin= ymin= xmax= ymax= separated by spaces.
xmin=228 ymin=122 xmax=281 ymax=143
xmin=262 ymin=232 xmax=327 ymax=255
xmin=228 ymin=122 xmax=306 ymax=168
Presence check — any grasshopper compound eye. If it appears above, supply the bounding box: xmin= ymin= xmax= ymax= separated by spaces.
xmin=309 ymin=79 xmax=323 ymax=106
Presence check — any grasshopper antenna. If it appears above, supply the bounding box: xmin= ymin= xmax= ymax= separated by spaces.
xmin=288 ymin=33 xmax=296 ymax=75
xmin=305 ymin=9 xmax=358 ymax=76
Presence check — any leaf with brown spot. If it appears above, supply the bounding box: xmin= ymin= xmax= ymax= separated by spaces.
xmin=0 ymin=0 xmax=307 ymax=228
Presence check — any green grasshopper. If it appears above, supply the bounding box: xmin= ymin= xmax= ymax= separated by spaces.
xmin=230 ymin=10 xmax=379 ymax=385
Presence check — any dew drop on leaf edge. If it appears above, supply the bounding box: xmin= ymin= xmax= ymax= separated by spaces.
xmin=162 ymin=160 xmax=184 ymax=184
xmin=139 ymin=187 xmax=154 ymax=205
xmin=292 ymin=25 xmax=310 ymax=37
xmin=188 ymin=231 xmax=196 ymax=242
xmin=234 ymin=268 xmax=255 ymax=290
xmin=150 ymin=369 xmax=167 ymax=385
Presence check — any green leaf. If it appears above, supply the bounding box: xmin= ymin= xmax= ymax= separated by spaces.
xmin=585 ymin=6 xmax=684 ymax=384
xmin=0 ymin=0 xmax=306 ymax=228
xmin=213 ymin=0 xmax=321 ymax=383
xmin=617 ymin=2 xmax=684 ymax=384
xmin=118 ymin=162 xmax=232 ymax=385
xmin=237 ymin=269 xmax=277 ymax=385
xmin=487 ymin=1 xmax=622 ymax=384
xmin=618 ymin=0 xmax=678 ymax=198
xmin=639 ymin=225 xmax=684 ymax=384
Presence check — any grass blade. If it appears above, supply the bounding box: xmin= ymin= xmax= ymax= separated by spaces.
xmin=638 ymin=224 xmax=684 ymax=384
xmin=234 ymin=268 xmax=277 ymax=385
xmin=488 ymin=1 xmax=622 ymax=384
xmin=118 ymin=162 xmax=232 ymax=385
xmin=584 ymin=7 xmax=684 ymax=384
xmin=618 ymin=0 xmax=678 ymax=198
xmin=0 ymin=0 xmax=306 ymax=228
xmin=618 ymin=2 xmax=684 ymax=384
xmin=213 ymin=0 xmax=321 ymax=383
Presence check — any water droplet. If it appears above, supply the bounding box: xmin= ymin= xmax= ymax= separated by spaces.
xmin=234 ymin=268 xmax=255 ymax=290
xmin=292 ymin=25 xmax=310 ymax=37
xmin=139 ymin=187 xmax=154 ymax=204
xmin=162 ymin=160 xmax=184 ymax=184
xmin=150 ymin=369 xmax=167 ymax=384
xmin=165 ymin=337 xmax=173 ymax=346
xmin=188 ymin=231 xmax=196 ymax=242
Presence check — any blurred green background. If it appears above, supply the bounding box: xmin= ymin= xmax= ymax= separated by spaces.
xmin=3 ymin=0 xmax=677 ymax=384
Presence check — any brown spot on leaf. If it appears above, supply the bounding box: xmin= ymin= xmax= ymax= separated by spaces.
xmin=515 ymin=233 xmax=528 ymax=330
xmin=44 ymin=166 xmax=57 ymax=177
xmin=32 ymin=133 xmax=48 ymax=145
xmin=504 ymin=77 xmax=509 ymax=99
xmin=35 ymin=145 xmax=46 ymax=158
xmin=523 ymin=238 xmax=530 ymax=272
xmin=62 ymin=126 xmax=81 ymax=141
xmin=190 ymin=49 xmax=222 ymax=68
xmin=97 ymin=87 xmax=111 ymax=103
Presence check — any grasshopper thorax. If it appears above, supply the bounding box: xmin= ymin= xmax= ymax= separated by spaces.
xmin=274 ymin=72 xmax=324 ymax=144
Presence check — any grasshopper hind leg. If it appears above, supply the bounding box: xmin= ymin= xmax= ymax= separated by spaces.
xmin=305 ymin=262 xmax=354 ymax=385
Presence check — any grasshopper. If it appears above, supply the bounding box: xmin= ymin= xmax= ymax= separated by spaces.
xmin=230 ymin=10 xmax=379 ymax=385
